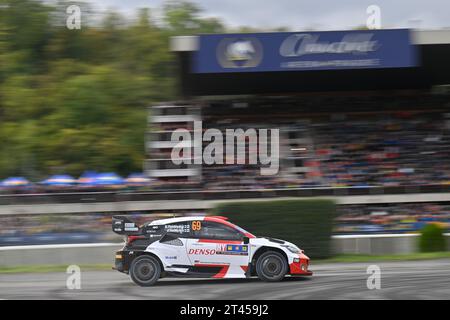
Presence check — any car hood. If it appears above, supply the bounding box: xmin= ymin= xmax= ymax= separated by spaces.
xmin=250 ymin=236 xmax=300 ymax=249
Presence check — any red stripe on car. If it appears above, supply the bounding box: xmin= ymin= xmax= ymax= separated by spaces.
xmin=213 ymin=265 xmax=229 ymax=278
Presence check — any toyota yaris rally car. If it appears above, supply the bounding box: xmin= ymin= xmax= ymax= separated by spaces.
xmin=112 ymin=215 xmax=312 ymax=286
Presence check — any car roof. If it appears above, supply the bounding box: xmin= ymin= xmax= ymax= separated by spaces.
xmin=147 ymin=216 xmax=256 ymax=238
xmin=148 ymin=216 xmax=204 ymax=226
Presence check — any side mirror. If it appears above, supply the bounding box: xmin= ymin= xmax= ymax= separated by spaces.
xmin=243 ymin=236 xmax=250 ymax=244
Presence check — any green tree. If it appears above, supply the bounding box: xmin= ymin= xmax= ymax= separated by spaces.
xmin=419 ymin=224 xmax=447 ymax=252
xmin=0 ymin=0 xmax=272 ymax=179
xmin=163 ymin=0 xmax=225 ymax=35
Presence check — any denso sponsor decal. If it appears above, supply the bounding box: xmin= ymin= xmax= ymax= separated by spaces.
xmin=188 ymin=248 xmax=216 ymax=255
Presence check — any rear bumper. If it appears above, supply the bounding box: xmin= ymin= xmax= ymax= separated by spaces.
xmin=114 ymin=250 xmax=131 ymax=273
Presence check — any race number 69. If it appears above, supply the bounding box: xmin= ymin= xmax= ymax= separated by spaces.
xmin=192 ymin=221 xmax=202 ymax=231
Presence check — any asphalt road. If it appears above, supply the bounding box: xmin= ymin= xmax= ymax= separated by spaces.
xmin=1 ymin=259 xmax=450 ymax=299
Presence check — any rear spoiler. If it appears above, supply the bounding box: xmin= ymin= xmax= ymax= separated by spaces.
xmin=112 ymin=216 xmax=141 ymax=235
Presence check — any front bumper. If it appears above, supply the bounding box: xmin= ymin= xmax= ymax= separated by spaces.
xmin=289 ymin=252 xmax=313 ymax=276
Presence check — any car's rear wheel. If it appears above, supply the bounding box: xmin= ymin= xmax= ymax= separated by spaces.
xmin=255 ymin=251 xmax=288 ymax=282
xmin=129 ymin=255 xmax=161 ymax=287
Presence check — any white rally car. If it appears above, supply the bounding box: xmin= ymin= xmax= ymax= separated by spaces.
xmin=112 ymin=215 xmax=312 ymax=286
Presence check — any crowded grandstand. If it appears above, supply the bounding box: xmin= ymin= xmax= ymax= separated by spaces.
xmin=3 ymin=94 xmax=450 ymax=191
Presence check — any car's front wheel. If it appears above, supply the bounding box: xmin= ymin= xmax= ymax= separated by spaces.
xmin=255 ymin=251 xmax=288 ymax=282
xmin=129 ymin=255 xmax=161 ymax=287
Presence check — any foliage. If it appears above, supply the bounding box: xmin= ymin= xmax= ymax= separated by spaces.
xmin=418 ymin=224 xmax=447 ymax=253
xmin=0 ymin=0 xmax=228 ymax=179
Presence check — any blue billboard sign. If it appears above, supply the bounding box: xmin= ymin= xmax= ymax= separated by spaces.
xmin=192 ymin=29 xmax=417 ymax=73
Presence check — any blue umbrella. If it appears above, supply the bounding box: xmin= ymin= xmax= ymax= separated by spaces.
xmin=77 ymin=171 xmax=98 ymax=187
xmin=1 ymin=177 xmax=30 ymax=187
xmin=94 ymin=173 xmax=124 ymax=186
xmin=41 ymin=174 xmax=77 ymax=186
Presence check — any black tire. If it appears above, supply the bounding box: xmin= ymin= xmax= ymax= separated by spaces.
xmin=255 ymin=251 xmax=288 ymax=282
xmin=129 ymin=255 xmax=161 ymax=287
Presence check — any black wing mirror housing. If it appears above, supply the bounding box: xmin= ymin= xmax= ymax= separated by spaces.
xmin=160 ymin=232 xmax=179 ymax=243
xmin=243 ymin=236 xmax=250 ymax=244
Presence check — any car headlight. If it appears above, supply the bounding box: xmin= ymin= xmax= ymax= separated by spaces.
xmin=282 ymin=245 xmax=300 ymax=254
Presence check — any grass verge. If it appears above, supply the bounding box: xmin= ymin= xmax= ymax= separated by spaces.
xmin=0 ymin=264 xmax=112 ymax=274
xmin=315 ymin=251 xmax=450 ymax=264
xmin=1 ymin=252 xmax=449 ymax=273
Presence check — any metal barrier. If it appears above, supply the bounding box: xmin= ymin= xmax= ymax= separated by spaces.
xmin=1 ymin=234 xmax=449 ymax=266
xmin=2 ymin=191 xmax=450 ymax=215
xmin=1 ymin=184 xmax=449 ymax=206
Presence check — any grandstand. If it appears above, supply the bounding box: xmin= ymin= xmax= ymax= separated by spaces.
xmin=193 ymin=94 xmax=450 ymax=190
xmin=146 ymin=29 xmax=450 ymax=191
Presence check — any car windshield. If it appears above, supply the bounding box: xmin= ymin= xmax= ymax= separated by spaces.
xmin=229 ymin=222 xmax=254 ymax=237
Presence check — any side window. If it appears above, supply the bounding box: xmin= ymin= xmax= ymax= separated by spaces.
xmin=164 ymin=222 xmax=192 ymax=237
xmin=192 ymin=221 xmax=243 ymax=240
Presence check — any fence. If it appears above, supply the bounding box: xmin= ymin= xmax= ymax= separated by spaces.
xmin=1 ymin=234 xmax=449 ymax=267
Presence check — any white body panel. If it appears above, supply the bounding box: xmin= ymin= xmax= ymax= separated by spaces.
xmin=148 ymin=238 xmax=191 ymax=267
xmin=141 ymin=216 xmax=306 ymax=278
